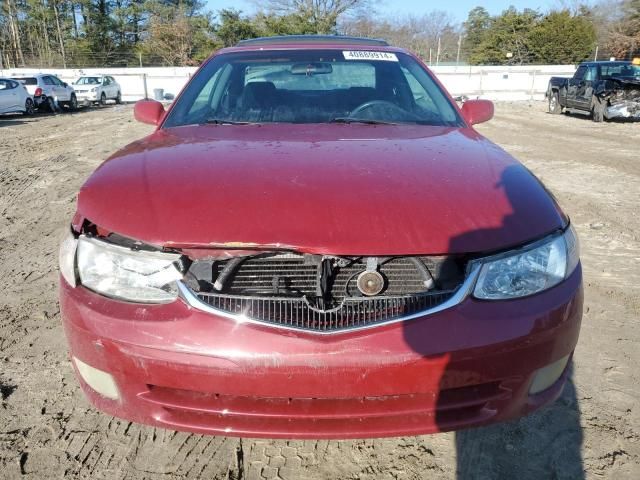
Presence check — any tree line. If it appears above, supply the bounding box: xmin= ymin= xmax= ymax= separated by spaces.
xmin=1 ymin=0 xmax=639 ymax=69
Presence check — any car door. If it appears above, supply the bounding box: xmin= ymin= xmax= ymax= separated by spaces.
xmin=575 ymin=65 xmax=598 ymax=110
xmin=101 ymin=76 xmax=111 ymax=98
xmin=108 ymin=77 xmax=119 ymax=98
xmin=51 ymin=75 xmax=71 ymax=101
xmin=0 ymin=79 xmax=13 ymax=112
xmin=42 ymin=76 xmax=57 ymax=98
xmin=566 ymin=66 xmax=587 ymax=109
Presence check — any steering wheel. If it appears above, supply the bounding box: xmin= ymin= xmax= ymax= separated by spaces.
xmin=349 ymin=100 xmax=403 ymax=117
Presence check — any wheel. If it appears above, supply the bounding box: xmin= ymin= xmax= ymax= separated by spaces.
xmin=68 ymin=94 xmax=78 ymax=111
xmin=23 ymin=98 xmax=34 ymax=116
xmin=115 ymin=91 xmax=122 ymax=104
xmin=592 ymin=97 xmax=606 ymax=123
xmin=548 ymin=91 xmax=562 ymax=114
xmin=46 ymin=97 xmax=56 ymax=113
xmin=100 ymin=92 xmax=107 ymax=106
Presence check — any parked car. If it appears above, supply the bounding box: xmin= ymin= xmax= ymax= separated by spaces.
xmin=12 ymin=73 xmax=77 ymax=111
xmin=72 ymin=75 xmax=122 ymax=106
xmin=0 ymin=77 xmax=34 ymax=115
xmin=59 ymin=35 xmax=583 ymax=439
xmin=547 ymin=60 xmax=640 ymax=122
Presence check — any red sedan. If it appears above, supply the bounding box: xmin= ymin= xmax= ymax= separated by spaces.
xmin=59 ymin=36 xmax=582 ymax=439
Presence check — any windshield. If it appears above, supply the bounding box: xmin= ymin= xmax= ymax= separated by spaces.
xmin=602 ymin=64 xmax=640 ymax=79
xmin=75 ymin=77 xmax=101 ymax=85
xmin=164 ymin=49 xmax=463 ymax=128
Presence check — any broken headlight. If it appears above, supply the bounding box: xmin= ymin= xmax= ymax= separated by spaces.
xmin=75 ymin=235 xmax=183 ymax=303
xmin=473 ymin=226 xmax=579 ymax=300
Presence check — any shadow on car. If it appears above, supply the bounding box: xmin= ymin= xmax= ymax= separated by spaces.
xmin=403 ymin=164 xmax=584 ymax=479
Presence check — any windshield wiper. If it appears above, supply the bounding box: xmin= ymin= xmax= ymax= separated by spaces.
xmin=329 ymin=117 xmax=398 ymax=125
xmin=205 ymin=118 xmax=256 ymax=125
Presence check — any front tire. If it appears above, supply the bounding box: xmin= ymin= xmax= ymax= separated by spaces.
xmin=100 ymin=92 xmax=107 ymax=106
xmin=68 ymin=94 xmax=78 ymax=111
xmin=592 ymin=97 xmax=606 ymax=123
xmin=115 ymin=91 xmax=122 ymax=104
xmin=548 ymin=91 xmax=562 ymax=114
xmin=23 ymin=98 xmax=34 ymax=116
xmin=46 ymin=97 xmax=56 ymax=113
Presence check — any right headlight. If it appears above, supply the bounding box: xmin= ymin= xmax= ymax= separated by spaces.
xmin=75 ymin=235 xmax=184 ymax=303
xmin=473 ymin=225 xmax=579 ymax=300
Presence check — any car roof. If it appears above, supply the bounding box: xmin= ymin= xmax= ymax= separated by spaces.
xmin=218 ymin=35 xmax=405 ymax=58
xmin=236 ymin=35 xmax=389 ymax=47
xmin=580 ymin=61 xmax=631 ymax=66
xmin=11 ymin=73 xmax=53 ymax=78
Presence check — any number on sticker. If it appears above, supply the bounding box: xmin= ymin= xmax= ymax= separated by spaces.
xmin=343 ymin=51 xmax=398 ymax=62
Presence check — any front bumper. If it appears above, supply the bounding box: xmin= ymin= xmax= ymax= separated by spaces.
xmin=75 ymin=93 xmax=99 ymax=104
xmin=606 ymin=100 xmax=640 ymax=119
xmin=33 ymin=95 xmax=48 ymax=107
xmin=60 ymin=267 xmax=583 ymax=439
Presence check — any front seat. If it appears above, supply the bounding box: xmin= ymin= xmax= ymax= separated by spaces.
xmin=237 ymin=82 xmax=277 ymax=121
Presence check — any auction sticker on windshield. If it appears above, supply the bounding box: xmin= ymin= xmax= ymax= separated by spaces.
xmin=343 ymin=51 xmax=398 ymax=61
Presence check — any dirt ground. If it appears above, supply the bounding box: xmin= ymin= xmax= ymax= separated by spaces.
xmin=0 ymin=102 xmax=638 ymax=479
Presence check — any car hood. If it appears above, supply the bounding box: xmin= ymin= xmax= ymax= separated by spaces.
xmin=77 ymin=124 xmax=566 ymax=255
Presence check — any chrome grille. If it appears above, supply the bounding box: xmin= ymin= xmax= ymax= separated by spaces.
xmin=193 ymin=290 xmax=457 ymax=332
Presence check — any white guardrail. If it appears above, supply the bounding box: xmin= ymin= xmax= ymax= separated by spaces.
xmin=0 ymin=64 xmax=578 ymax=102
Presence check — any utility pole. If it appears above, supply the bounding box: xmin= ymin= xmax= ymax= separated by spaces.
xmin=456 ymin=33 xmax=463 ymax=67
xmin=139 ymin=52 xmax=143 ymax=68
xmin=594 ymin=45 xmax=599 ymax=61
xmin=436 ymin=37 xmax=441 ymax=66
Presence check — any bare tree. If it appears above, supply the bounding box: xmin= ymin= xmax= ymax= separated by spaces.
xmin=341 ymin=10 xmax=461 ymax=63
xmin=254 ymin=0 xmax=371 ymax=33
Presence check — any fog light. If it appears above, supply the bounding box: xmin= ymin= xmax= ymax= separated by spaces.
xmin=529 ymin=354 xmax=570 ymax=395
xmin=73 ymin=357 xmax=120 ymax=400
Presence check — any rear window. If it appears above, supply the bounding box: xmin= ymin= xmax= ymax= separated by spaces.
xmin=246 ymin=63 xmax=375 ymax=91
xmin=164 ymin=49 xmax=462 ymax=128
xmin=601 ymin=64 xmax=640 ymax=79
xmin=12 ymin=77 xmax=37 ymax=85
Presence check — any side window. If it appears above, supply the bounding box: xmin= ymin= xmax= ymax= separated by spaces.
xmin=109 ymin=76 xmax=116 ymax=84
xmin=0 ymin=79 xmax=9 ymax=90
xmin=188 ymin=63 xmax=232 ymax=117
xmin=584 ymin=66 xmax=597 ymax=82
xmin=43 ymin=76 xmax=54 ymax=86
xmin=573 ymin=66 xmax=587 ymax=81
xmin=9 ymin=80 xmax=19 ymax=89
xmin=401 ymin=66 xmax=436 ymax=110
xmin=103 ymin=77 xmax=111 ymax=85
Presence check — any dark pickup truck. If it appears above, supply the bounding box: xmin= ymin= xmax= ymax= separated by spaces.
xmin=546 ymin=61 xmax=640 ymax=122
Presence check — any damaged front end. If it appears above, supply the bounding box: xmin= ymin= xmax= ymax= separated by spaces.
xmin=62 ymin=220 xmax=474 ymax=334
xmin=601 ymin=79 xmax=640 ymax=120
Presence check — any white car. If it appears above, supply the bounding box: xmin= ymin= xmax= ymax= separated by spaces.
xmin=72 ymin=75 xmax=122 ymax=106
xmin=12 ymin=74 xmax=77 ymax=111
xmin=0 ymin=77 xmax=34 ymax=115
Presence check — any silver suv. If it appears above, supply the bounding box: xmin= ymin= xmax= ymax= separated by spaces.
xmin=12 ymin=74 xmax=77 ymax=111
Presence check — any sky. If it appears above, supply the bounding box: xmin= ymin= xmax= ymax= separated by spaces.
xmin=206 ymin=1 xmax=555 ymax=23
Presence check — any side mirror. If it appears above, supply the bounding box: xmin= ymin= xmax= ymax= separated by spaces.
xmin=63 ymin=82 xmax=68 ymax=87
xmin=461 ymin=99 xmax=494 ymax=125
xmin=134 ymin=99 xmax=165 ymax=126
